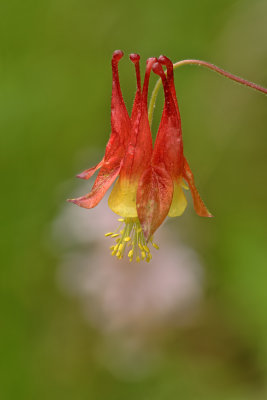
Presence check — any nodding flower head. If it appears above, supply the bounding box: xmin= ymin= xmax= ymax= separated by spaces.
xmin=68 ymin=50 xmax=212 ymax=262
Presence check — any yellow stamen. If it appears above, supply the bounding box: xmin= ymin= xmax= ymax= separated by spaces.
xmin=111 ymin=244 xmax=119 ymax=255
xmin=152 ymin=243 xmax=159 ymax=250
xmin=146 ymin=254 xmax=152 ymax=263
xmin=118 ymin=244 xmax=124 ymax=252
xmin=143 ymin=245 xmax=149 ymax=253
xmin=141 ymin=251 xmax=146 ymax=260
xmin=105 ymin=217 xmax=156 ymax=263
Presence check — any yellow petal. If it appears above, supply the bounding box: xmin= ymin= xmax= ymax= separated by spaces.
xmin=168 ymin=182 xmax=187 ymax=217
xmin=108 ymin=178 xmax=138 ymax=217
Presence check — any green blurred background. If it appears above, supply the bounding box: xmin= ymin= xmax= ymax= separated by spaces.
xmin=1 ymin=0 xmax=267 ymax=398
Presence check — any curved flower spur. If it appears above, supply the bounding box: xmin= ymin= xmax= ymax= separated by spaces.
xmin=68 ymin=50 xmax=267 ymax=262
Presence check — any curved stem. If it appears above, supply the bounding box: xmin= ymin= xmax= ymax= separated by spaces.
xmin=148 ymin=59 xmax=267 ymax=126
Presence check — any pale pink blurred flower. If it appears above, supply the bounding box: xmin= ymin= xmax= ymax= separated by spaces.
xmin=53 ymin=188 xmax=204 ymax=333
xmin=52 ymin=184 xmax=205 ymax=377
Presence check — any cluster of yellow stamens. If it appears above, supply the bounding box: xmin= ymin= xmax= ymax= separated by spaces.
xmin=105 ymin=217 xmax=159 ymax=262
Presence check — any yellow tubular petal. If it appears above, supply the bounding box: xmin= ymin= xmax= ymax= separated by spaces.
xmin=168 ymin=182 xmax=187 ymax=217
xmin=108 ymin=178 xmax=138 ymax=217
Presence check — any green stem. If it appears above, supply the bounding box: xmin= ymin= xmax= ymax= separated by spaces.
xmin=148 ymin=59 xmax=267 ymax=126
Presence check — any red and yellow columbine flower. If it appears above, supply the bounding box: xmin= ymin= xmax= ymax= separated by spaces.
xmin=68 ymin=50 xmax=212 ymax=262
xmin=69 ymin=50 xmax=159 ymax=262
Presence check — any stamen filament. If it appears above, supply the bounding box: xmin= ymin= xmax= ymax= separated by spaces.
xmin=105 ymin=217 xmax=159 ymax=263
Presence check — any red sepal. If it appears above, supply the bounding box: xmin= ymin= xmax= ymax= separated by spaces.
xmin=76 ymin=159 xmax=104 ymax=180
xmin=137 ymin=165 xmax=173 ymax=240
xmin=68 ymin=157 xmax=122 ymax=209
xmin=183 ymin=157 xmax=213 ymax=217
